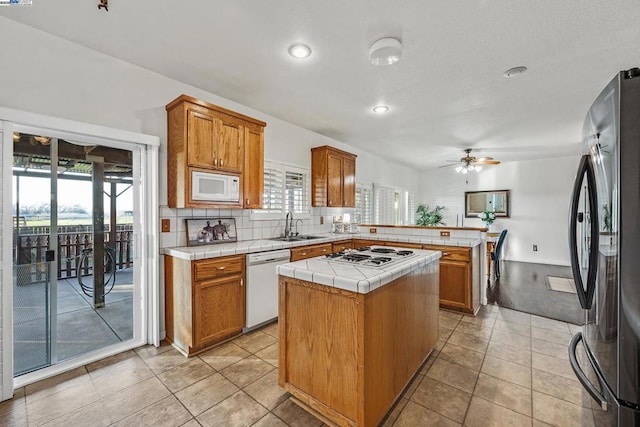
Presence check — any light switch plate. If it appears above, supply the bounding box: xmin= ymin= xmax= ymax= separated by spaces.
xmin=369 ymin=228 xmax=377 ymax=234
xmin=440 ymin=231 xmax=450 ymax=237
xmin=161 ymin=219 xmax=171 ymax=233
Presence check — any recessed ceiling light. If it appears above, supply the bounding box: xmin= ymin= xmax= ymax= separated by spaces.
xmin=369 ymin=37 xmax=402 ymax=66
xmin=503 ymin=66 xmax=528 ymax=78
xmin=288 ymin=44 xmax=312 ymax=59
xmin=372 ymin=105 xmax=390 ymax=114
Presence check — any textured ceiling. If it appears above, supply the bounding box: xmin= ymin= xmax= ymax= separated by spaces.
xmin=2 ymin=0 xmax=639 ymax=170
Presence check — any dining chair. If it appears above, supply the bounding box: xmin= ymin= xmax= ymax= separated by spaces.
xmin=491 ymin=229 xmax=508 ymax=279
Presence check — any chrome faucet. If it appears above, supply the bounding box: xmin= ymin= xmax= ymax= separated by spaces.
xmin=284 ymin=211 xmax=293 ymax=238
xmin=295 ymin=219 xmax=304 ymax=236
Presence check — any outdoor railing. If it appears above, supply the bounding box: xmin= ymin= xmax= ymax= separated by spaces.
xmin=14 ymin=226 xmax=133 ymax=279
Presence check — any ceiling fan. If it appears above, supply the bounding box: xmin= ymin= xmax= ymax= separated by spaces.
xmin=440 ymin=148 xmax=501 ymax=173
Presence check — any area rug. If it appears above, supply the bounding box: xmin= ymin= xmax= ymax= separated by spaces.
xmin=547 ymin=276 xmax=577 ymax=294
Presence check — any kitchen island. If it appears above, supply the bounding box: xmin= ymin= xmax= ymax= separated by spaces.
xmin=277 ymin=247 xmax=440 ymax=427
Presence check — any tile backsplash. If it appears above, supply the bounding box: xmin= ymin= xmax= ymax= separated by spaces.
xmin=159 ymin=207 xmax=354 ymax=249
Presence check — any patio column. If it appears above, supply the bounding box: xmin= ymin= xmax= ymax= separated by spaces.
xmin=91 ymin=156 xmax=105 ymax=308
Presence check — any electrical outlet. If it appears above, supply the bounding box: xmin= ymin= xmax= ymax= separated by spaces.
xmin=161 ymin=219 xmax=171 ymax=233
xmin=533 ymin=244 xmax=538 ymax=252
xmin=370 ymin=228 xmax=377 ymax=234
xmin=440 ymin=231 xmax=450 ymax=237
xmin=320 ymin=216 xmax=324 ymax=225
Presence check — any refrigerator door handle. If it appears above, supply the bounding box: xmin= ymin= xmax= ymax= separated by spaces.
xmin=568 ymin=154 xmax=599 ymax=309
xmin=568 ymin=333 xmax=608 ymax=410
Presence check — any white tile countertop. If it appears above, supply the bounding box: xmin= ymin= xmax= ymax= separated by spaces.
xmin=276 ymin=247 xmax=441 ymax=294
xmin=163 ymin=232 xmax=481 ymax=261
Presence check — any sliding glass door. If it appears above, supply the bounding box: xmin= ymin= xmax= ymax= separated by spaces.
xmin=12 ymin=131 xmax=140 ymax=376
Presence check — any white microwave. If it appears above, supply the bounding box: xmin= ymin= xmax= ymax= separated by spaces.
xmin=191 ymin=171 xmax=240 ymax=202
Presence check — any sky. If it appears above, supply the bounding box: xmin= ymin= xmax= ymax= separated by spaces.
xmin=13 ymin=175 xmax=134 ymax=213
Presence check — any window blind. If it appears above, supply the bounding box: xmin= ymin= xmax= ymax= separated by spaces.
xmin=285 ymin=170 xmax=309 ymax=214
xmin=407 ymin=192 xmax=417 ymax=225
xmin=355 ymin=184 xmax=372 ymax=224
xmin=262 ymin=167 xmax=284 ymax=214
xmin=373 ymin=184 xmax=396 ymax=225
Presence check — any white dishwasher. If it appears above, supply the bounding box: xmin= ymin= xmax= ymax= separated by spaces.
xmin=244 ymin=249 xmax=291 ymax=331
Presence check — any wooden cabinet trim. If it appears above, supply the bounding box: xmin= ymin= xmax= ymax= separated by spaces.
xmin=167 ymin=94 xmax=267 ymax=127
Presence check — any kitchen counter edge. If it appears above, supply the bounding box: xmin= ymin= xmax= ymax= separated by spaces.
xmin=163 ymin=233 xmax=481 ymax=261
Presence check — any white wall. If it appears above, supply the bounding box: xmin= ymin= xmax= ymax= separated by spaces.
xmin=0 ymin=16 xmax=420 ymax=392
xmin=418 ymin=155 xmax=580 ymax=266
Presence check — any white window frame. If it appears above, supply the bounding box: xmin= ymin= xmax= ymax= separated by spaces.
xmin=0 ymin=106 xmax=159 ymax=398
xmin=250 ymin=161 xmax=311 ymax=221
xmin=355 ymin=184 xmax=373 ymax=224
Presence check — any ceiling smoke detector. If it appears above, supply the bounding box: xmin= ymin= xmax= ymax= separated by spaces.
xmin=369 ymin=37 xmax=402 ymax=66
xmin=503 ymin=66 xmax=528 ymax=78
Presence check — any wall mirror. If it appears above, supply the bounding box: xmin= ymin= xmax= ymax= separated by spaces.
xmin=465 ymin=190 xmax=510 ymax=218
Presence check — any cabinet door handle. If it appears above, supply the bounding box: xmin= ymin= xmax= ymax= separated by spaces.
xmin=246 ymin=198 xmax=250 ymax=205
xmin=442 ymin=253 xmax=450 ymax=257
xmin=329 ymin=200 xmax=332 ymax=206
xmin=322 ymin=249 xmax=327 ymax=252
xmin=214 ymin=158 xmax=218 ymax=167
xmin=301 ymin=252 xmax=307 ymax=256
xmin=240 ymin=278 xmax=244 ymax=287
xmin=217 ymin=266 xmax=225 ymax=270
xmin=220 ymin=159 xmax=224 ymax=166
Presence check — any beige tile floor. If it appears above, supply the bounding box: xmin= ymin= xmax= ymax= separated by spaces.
xmin=0 ymin=305 xmax=597 ymax=426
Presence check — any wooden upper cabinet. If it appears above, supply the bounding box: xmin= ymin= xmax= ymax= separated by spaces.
xmin=311 ymin=145 xmax=357 ymax=207
xmin=342 ymin=156 xmax=356 ymax=207
xmin=166 ymin=95 xmax=266 ymax=208
xmin=187 ymin=110 xmax=216 ymax=168
xmin=217 ymin=118 xmax=244 ymax=173
xmin=243 ymin=125 xmax=264 ymax=209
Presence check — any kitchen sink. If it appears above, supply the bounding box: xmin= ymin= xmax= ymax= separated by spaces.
xmin=268 ymin=235 xmax=324 ymax=242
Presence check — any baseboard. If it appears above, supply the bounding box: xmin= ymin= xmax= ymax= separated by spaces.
xmin=504 ymin=257 xmax=570 ymax=267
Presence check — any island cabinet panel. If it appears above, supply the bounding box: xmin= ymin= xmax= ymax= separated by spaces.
xmin=164 ymin=254 xmax=246 ymax=356
xmin=278 ymin=262 xmax=439 ymax=427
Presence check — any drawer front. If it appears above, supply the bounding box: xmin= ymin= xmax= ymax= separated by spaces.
xmin=385 ymin=241 xmax=424 ymax=250
xmin=193 ymin=255 xmax=244 ymax=281
xmin=291 ymin=243 xmax=332 ymax=261
xmin=423 ymin=245 xmax=471 ymax=262
xmin=352 ymin=239 xmax=383 ymax=249
xmin=332 ymin=240 xmax=353 ymax=253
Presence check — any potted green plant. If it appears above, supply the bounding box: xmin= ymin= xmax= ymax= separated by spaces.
xmin=479 ymin=210 xmax=496 ymax=231
xmin=416 ymin=205 xmax=445 ymax=226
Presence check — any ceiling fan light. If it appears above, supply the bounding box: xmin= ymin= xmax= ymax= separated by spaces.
xmin=461 ymin=168 xmax=468 ymax=174
xmin=475 ymin=166 xmax=482 ymax=172
xmin=468 ymin=165 xmax=475 ymax=171
xmin=455 ymin=166 xmax=463 ymax=173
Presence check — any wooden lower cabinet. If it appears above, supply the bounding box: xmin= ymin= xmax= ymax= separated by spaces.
xmin=332 ymin=240 xmax=353 ymax=253
xmin=279 ymin=262 xmax=439 ymax=426
xmin=423 ymin=244 xmax=480 ymax=314
xmin=351 ymin=239 xmax=383 ymax=248
xmin=193 ymin=275 xmax=245 ymax=348
xmin=439 ymin=260 xmax=471 ymax=311
xmin=165 ymin=254 xmax=245 ymax=356
xmin=290 ymin=243 xmax=332 ymax=261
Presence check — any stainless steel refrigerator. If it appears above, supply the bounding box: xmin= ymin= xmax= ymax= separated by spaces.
xmin=569 ymin=68 xmax=640 ymax=426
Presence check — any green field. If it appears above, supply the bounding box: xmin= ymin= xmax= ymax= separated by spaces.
xmin=19 ymin=216 xmax=134 ymax=227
